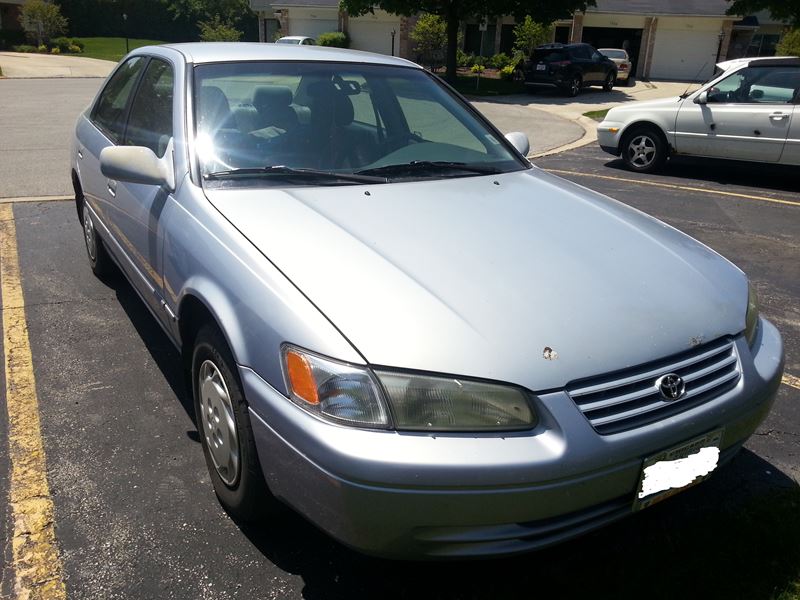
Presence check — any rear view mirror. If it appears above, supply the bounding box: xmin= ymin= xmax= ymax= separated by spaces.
xmin=694 ymin=91 xmax=708 ymax=105
xmin=100 ymin=141 xmax=175 ymax=191
xmin=505 ymin=131 xmax=530 ymax=157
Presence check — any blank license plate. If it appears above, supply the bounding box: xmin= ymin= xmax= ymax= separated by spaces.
xmin=634 ymin=429 xmax=723 ymax=511
xmin=536 ymin=64 xmax=546 ymax=71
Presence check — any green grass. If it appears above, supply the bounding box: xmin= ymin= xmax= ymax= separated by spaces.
xmin=73 ymin=37 xmax=166 ymax=62
xmin=583 ymin=108 xmax=611 ymax=121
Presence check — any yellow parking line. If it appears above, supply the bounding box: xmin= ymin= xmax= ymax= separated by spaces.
xmin=784 ymin=373 xmax=800 ymax=391
xmin=1 ymin=203 xmax=67 ymax=599
xmin=543 ymin=168 xmax=800 ymax=208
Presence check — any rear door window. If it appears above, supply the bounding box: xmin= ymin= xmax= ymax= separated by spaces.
xmin=532 ymin=49 xmax=568 ymax=62
xmin=92 ymin=56 xmax=147 ymax=143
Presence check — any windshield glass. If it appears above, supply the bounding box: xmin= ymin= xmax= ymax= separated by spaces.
xmin=193 ymin=61 xmax=525 ymax=185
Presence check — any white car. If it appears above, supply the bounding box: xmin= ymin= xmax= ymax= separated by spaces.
xmin=599 ymin=48 xmax=633 ymax=85
xmin=275 ymin=36 xmax=315 ymax=45
xmin=597 ymin=56 xmax=800 ymax=172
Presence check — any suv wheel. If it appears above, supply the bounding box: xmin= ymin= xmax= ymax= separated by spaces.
xmin=603 ymin=72 xmax=616 ymax=92
xmin=565 ymin=75 xmax=582 ymax=97
xmin=621 ymin=127 xmax=667 ymax=173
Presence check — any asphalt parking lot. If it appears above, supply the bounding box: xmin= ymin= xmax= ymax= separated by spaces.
xmin=1 ymin=78 xmax=799 ymax=600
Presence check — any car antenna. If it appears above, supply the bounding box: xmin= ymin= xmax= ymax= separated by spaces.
xmin=679 ymin=62 xmax=709 ymax=98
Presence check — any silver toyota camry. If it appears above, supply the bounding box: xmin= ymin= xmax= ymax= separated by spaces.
xmin=72 ymin=43 xmax=784 ymax=559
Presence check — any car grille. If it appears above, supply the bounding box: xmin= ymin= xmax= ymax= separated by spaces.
xmin=568 ymin=337 xmax=740 ymax=435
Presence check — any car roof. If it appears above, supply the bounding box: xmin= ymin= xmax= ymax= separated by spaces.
xmin=153 ymin=42 xmax=418 ymax=68
xmin=536 ymin=43 xmax=590 ymax=50
xmin=716 ymin=56 xmax=800 ymax=71
xmin=277 ymin=36 xmax=310 ymax=41
xmin=599 ymin=48 xmax=627 ymax=53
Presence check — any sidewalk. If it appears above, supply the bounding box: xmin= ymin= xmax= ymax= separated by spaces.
xmin=472 ymin=79 xmax=692 ymax=157
xmin=0 ymin=52 xmax=113 ymax=78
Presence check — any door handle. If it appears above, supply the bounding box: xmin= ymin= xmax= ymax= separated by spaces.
xmin=769 ymin=112 xmax=789 ymax=120
xmin=77 ymin=148 xmax=84 ymax=160
xmin=107 ymin=180 xmax=117 ymax=197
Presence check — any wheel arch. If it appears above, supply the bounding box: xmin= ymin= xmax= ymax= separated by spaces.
xmin=71 ymin=168 xmax=83 ymax=222
xmin=617 ymin=121 xmax=671 ymax=154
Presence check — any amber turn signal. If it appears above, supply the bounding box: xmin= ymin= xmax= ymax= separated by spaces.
xmin=286 ymin=350 xmax=319 ymax=405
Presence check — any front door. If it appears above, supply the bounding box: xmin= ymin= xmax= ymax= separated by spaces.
xmin=674 ymin=64 xmax=798 ymax=162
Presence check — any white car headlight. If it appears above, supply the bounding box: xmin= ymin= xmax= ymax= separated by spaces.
xmin=745 ymin=281 xmax=759 ymax=347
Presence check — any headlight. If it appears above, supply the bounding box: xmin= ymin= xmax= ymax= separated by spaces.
xmin=375 ymin=371 xmax=536 ymax=432
xmin=281 ymin=347 xmax=537 ymax=432
xmin=281 ymin=346 xmax=390 ymax=428
xmin=745 ymin=281 xmax=759 ymax=347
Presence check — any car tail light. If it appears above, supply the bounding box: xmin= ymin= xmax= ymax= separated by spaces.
xmin=550 ymin=60 xmax=570 ymax=67
xmin=619 ymin=63 xmax=629 ymax=71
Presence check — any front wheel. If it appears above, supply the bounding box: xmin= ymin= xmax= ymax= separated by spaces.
xmin=192 ymin=323 xmax=278 ymax=521
xmin=621 ymin=128 xmax=667 ymax=173
xmin=81 ymin=200 xmax=114 ymax=278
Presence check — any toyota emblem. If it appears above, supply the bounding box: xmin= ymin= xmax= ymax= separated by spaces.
xmin=656 ymin=373 xmax=686 ymax=400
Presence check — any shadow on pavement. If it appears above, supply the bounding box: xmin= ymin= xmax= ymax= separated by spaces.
xmin=104 ymin=260 xmax=800 ymax=600
xmin=601 ymin=155 xmax=800 ymax=196
xmin=487 ymin=85 xmax=638 ymax=106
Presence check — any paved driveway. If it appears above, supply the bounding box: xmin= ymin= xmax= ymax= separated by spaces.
xmin=0 ymin=52 xmax=114 ymax=78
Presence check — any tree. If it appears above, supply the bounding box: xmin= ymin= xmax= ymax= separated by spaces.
xmin=776 ymin=28 xmax=800 ymax=55
xmin=340 ymin=0 xmax=594 ymax=82
xmin=726 ymin=0 xmax=800 ymax=27
xmin=20 ymin=0 xmax=67 ymax=46
xmin=512 ymin=15 xmax=553 ymax=58
xmin=164 ymin=0 xmax=255 ymax=38
xmin=410 ymin=13 xmax=446 ymax=70
xmin=198 ymin=15 xmax=242 ymax=41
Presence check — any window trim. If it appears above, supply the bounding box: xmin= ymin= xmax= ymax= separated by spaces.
xmin=704 ymin=65 xmax=800 ymax=106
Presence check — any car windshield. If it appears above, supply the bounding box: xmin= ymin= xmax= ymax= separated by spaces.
xmin=193 ymin=61 xmax=526 ymax=185
xmin=601 ymin=50 xmax=626 ymax=59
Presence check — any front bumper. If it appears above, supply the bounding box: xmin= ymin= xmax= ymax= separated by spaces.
xmin=243 ymin=318 xmax=783 ymax=559
xmin=597 ymin=121 xmax=625 ymax=155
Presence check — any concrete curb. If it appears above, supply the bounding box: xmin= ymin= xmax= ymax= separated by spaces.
xmin=529 ymin=114 xmax=598 ymax=159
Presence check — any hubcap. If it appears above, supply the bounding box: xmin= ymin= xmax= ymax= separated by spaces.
xmin=198 ymin=360 xmax=240 ymax=486
xmin=627 ymin=135 xmax=657 ymax=167
xmin=572 ymin=78 xmax=580 ymax=94
xmin=606 ymin=74 xmax=614 ymax=89
xmin=83 ymin=208 xmax=96 ymax=261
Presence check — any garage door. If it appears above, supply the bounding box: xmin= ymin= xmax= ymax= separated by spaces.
xmin=349 ymin=18 xmax=401 ymax=55
xmin=649 ymin=28 xmax=719 ymax=81
xmin=289 ymin=18 xmax=339 ymax=40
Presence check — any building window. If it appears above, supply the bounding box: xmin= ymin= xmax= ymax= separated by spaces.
xmin=746 ymin=34 xmax=780 ymax=57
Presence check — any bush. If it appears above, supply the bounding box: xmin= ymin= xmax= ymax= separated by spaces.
xmin=317 ymin=31 xmax=349 ymax=48
xmin=49 ymin=36 xmax=82 ymax=52
xmin=199 ymin=15 xmax=243 ymax=42
xmin=50 ymin=45 xmax=60 ymax=53
xmin=472 ymin=54 xmax=486 ymax=67
xmin=37 ymin=43 xmax=47 ymax=52
xmin=470 ymin=63 xmax=484 ymax=74
xmin=456 ymin=48 xmax=472 ymax=67
xmin=12 ymin=44 xmax=40 ymax=53
xmin=68 ymin=44 xmax=82 ymax=53
xmin=776 ymin=29 xmax=800 ymax=57
xmin=499 ymin=64 xmax=515 ymax=80
xmin=488 ymin=52 xmax=513 ymax=70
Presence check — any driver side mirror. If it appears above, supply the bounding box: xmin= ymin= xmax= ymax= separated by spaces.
xmin=694 ymin=91 xmax=708 ymax=105
xmin=505 ymin=131 xmax=530 ymax=157
xmin=100 ymin=140 xmax=175 ymax=191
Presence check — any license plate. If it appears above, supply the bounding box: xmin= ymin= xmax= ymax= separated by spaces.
xmin=634 ymin=429 xmax=723 ymax=511
xmin=536 ymin=64 xmax=546 ymax=71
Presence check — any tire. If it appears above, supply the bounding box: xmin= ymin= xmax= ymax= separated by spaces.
xmin=564 ymin=74 xmax=582 ymax=97
xmin=80 ymin=198 xmax=115 ymax=278
xmin=626 ymin=76 xmax=635 ymax=87
xmin=621 ymin=127 xmax=668 ymax=173
xmin=192 ymin=323 xmax=277 ymax=521
xmin=603 ymin=72 xmax=616 ymax=92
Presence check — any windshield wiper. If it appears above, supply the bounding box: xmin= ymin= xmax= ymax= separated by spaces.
xmin=355 ymin=161 xmax=503 ymax=177
xmin=204 ymin=165 xmax=386 ymax=184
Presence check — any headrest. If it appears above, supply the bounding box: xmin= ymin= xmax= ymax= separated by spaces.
xmin=198 ymin=86 xmax=231 ymax=128
xmin=307 ymin=81 xmax=354 ymax=127
xmin=253 ymin=85 xmax=293 ymax=110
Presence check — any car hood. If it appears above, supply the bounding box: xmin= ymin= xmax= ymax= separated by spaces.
xmin=607 ymin=96 xmax=684 ymax=116
xmin=204 ymin=169 xmax=746 ymax=391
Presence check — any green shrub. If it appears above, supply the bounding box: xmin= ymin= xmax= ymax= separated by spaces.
xmin=488 ymin=52 xmax=513 ymax=70
xmin=199 ymin=15 xmax=243 ymax=42
xmin=776 ymin=29 xmax=800 ymax=56
xmin=50 ymin=45 xmax=60 ymax=53
xmin=50 ymin=36 xmax=83 ymax=52
xmin=37 ymin=43 xmax=47 ymax=52
xmin=68 ymin=44 xmax=82 ymax=53
xmin=472 ymin=54 xmax=486 ymax=67
xmin=499 ymin=64 xmax=515 ymax=80
xmin=12 ymin=44 xmax=39 ymax=53
xmin=317 ymin=31 xmax=349 ymax=48
xmin=470 ymin=63 xmax=484 ymax=74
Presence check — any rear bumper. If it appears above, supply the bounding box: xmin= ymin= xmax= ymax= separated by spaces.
xmin=243 ymin=319 xmax=783 ymax=559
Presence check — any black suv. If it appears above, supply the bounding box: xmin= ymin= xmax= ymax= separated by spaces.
xmin=516 ymin=43 xmax=618 ymax=97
